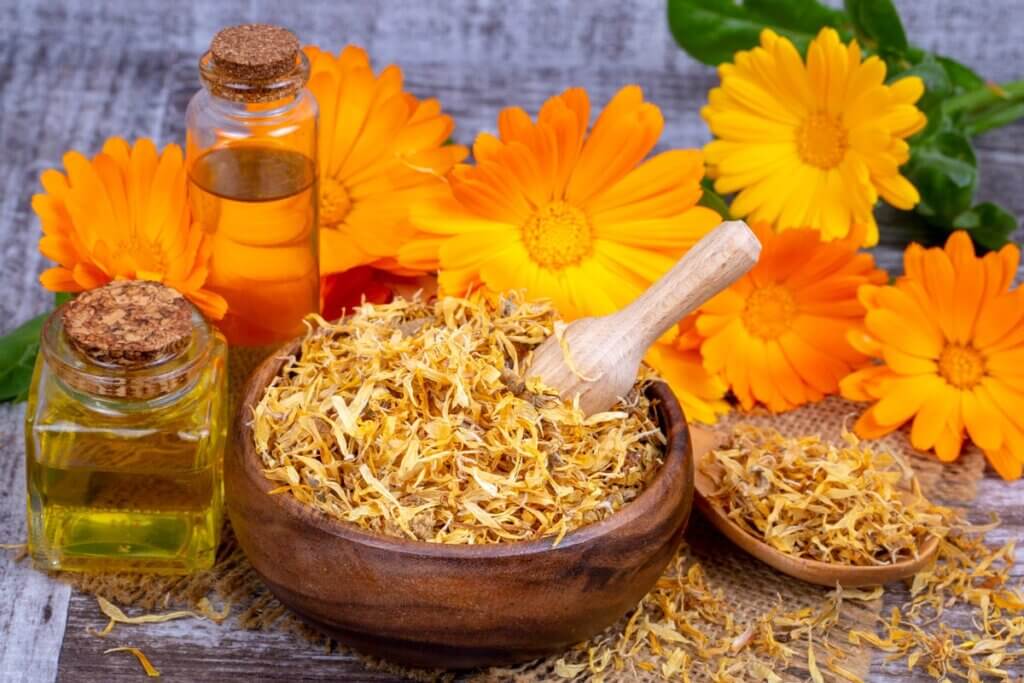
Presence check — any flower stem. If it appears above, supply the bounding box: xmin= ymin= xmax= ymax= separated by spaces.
xmin=965 ymin=101 xmax=1024 ymax=137
xmin=943 ymin=79 xmax=1024 ymax=117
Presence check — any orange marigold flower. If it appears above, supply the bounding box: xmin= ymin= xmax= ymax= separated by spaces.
xmin=321 ymin=267 xmax=395 ymax=321
xmin=32 ymin=137 xmax=227 ymax=320
xmin=305 ymin=45 xmax=468 ymax=277
xmin=397 ymin=85 xmax=727 ymax=421
xmin=647 ymin=316 xmax=730 ymax=424
xmin=697 ymin=222 xmax=887 ymax=412
xmin=702 ymin=28 xmax=926 ymax=246
xmin=320 ymin=267 xmax=436 ymax=321
xmin=841 ymin=231 xmax=1024 ymax=480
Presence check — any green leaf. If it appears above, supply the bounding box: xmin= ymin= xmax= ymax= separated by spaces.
xmin=953 ymin=202 xmax=1018 ymax=251
xmin=0 ymin=313 xmax=46 ymax=403
xmin=699 ymin=177 xmax=732 ymax=219
xmin=936 ymin=55 xmax=985 ymax=95
xmin=904 ymin=129 xmax=977 ymax=223
xmin=843 ymin=0 xmax=908 ymax=54
xmin=742 ymin=0 xmax=847 ymax=33
xmin=666 ymin=0 xmax=847 ymax=67
xmin=965 ymin=99 xmax=1024 ymax=136
xmin=55 ymin=292 xmax=74 ymax=306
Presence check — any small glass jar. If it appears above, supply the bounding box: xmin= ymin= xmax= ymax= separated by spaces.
xmin=186 ymin=23 xmax=319 ymax=348
xmin=24 ymin=281 xmax=228 ymax=574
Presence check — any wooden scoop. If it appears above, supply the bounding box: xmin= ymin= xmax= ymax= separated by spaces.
xmin=689 ymin=426 xmax=940 ymax=587
xmin=528 ymin=220 xmax=761 ymax=416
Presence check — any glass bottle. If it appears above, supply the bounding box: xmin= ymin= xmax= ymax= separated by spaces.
xmin=186 ymin=23 xmax=319 ymax=347
xmin=24 ymin=281 xmax=228 ymax=574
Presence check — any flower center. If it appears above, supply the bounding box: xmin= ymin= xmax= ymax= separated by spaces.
xmin=119 ymin=235 xmax=166 ymax=273
xmin=938 ymin=344 xmax=985 ymax=389
xmin=320 ymin=177 xmax=352 ymax=227
xmin=796 ymin=112 xmax=848 ymax=169
xmin=521 ymin=201 xmax=593 ymax=269
xmin=742 ymin=285 xmax=797 ymax=339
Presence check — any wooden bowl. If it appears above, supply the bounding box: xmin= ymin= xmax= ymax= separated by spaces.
xmin=226 ymin=339 xmax=694 ymax=669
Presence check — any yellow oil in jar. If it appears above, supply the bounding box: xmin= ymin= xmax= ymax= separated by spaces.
xmin=25 ymin=373 xmax=224 ymax=573
xmin=25 ymin=331 xmax=227 ymax=574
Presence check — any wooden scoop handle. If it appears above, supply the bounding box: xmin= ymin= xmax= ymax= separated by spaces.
xmin=527 ymin=220 xmax=760 ymax=416
xmin=617 ymin=220 xmax=761 ymax=350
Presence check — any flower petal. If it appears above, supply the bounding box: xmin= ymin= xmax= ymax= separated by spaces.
xmin=872 ymin=374 xmax=942 ymax=427
xmin=962 ymin=387 xmax=1002 ymax=452
xmin=910 ymin=383 xmax=957 ymax=453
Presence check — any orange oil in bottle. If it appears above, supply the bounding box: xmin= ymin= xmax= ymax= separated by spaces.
xmin=189 ymin=144 xmax=319 ymax=346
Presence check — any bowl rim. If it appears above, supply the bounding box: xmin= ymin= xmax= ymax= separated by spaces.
xmin=232 ymin=337 xmax=691 ymax=561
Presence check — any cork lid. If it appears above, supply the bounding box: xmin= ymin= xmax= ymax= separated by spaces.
xmin=62 ymin=280 xmax=192 ymax=367
xmin=210 ymin=24 xmax=301 ymax=81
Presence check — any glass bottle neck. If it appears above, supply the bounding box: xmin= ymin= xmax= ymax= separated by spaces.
xmin=202 ymin=89 xmax=306 ymax=120
xmin=198 ymin=49 xmax=310 ymax=106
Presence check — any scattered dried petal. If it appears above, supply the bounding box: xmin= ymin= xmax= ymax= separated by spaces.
xmin=103 ymin=647 xmax=160 ymax=677
xmin=94 ymin=596 xmax=203 ymax=637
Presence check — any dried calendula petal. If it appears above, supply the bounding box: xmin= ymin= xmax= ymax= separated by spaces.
xmin=807 ymin=634 xmax=825 ymax=683
xmin=104 ymin=647 xmax=160 ymax=677
xmin=252 ymin=293 xmax=664 ymax=545
xmin=549 ymin=427 xmax=1024 ymax=681
xmin=702 ymin=426 xmax=944 ymax=566
xmin=874 ymin=514 xmax=1024 ymax=680
xmin=552 ymin=320 xmax=600 ymax=382
xmin=194 ymin=597 xmax=230 ymax=623
xmin=93 ymin=596 xmax=204 ymax=637
xmin=0 ymin=542 xmax=27 ymax=562
xmin=553 ymin=541 xmax=851 ymax=681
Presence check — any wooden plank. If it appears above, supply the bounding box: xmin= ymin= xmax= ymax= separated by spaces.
xmin=0 ymin=412 xmax=71 ymax=683
xmin=872 ymin=469 xmax=1024 ymax=681
xmin=0 ymin=17 xmax=82 ymax=660
xmin=57 ymin=598 xmax=404 ymax=682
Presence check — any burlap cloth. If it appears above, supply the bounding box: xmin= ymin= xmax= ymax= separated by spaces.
xmin=60 ymin=352 xmax=987 ymax=682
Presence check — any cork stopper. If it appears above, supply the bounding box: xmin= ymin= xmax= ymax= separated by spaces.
xmin=210 ymin=24 xmax=300 ymax=82
xmin=62 ymin=281 xmax=192 ymax=368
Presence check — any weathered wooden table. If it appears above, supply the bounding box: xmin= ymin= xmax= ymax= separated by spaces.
xmin=2 ymin=1 xmax=1022 ymax=680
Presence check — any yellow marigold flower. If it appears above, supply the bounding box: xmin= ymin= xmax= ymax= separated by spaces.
xmin=32 ymin=137 xmax=227 ymax=320
xmin=702 ymin=28 xmax=926 ymax=246
xmin=305 ymin=45 xmax=468 ymax=276
xmin=697 ymin=222 xmax=887 ymax=412
xmin=397 ymin=85 xmax=727 ymax=421
xmin=841 ymin=231 xmax=1024 ymax=480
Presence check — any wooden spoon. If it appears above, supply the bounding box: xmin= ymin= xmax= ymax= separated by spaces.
xmin=528 ymin=220 xmax=761 ymax=416
xmin=689 ymin=425 xmax=941 ymax=588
